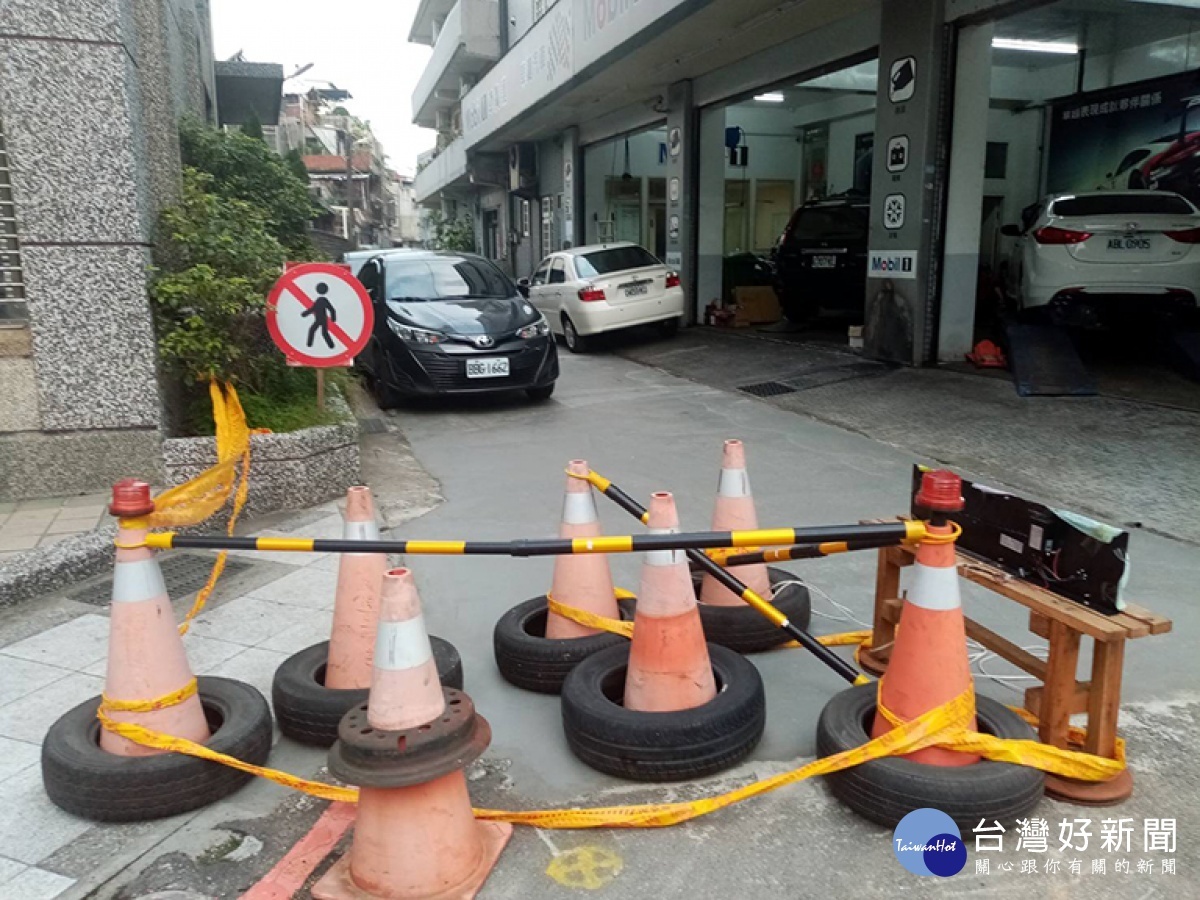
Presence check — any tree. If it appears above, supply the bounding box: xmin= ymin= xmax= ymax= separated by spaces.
xmin=150 ymin=168 xmax=286 ymax=387
xmin=179 ymin=119 xmax=317 ymax=257
xmin=240 ymin=113 xmax=264 ymax=141
xmin=428 ymin=211 xmax=475 ymax=252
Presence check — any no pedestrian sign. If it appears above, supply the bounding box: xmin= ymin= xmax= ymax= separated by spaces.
xmin=266 ymin=263 xmax=374 ymax=367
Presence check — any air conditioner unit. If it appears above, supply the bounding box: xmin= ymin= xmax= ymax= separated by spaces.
xmin=508 ymin=143 xmax=537 ymax=195
xmin=434 ymin=108 xmax=453 ymax=132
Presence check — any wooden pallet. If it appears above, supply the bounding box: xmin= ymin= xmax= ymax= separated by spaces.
xmin=865 ymin=542 xmax=1171 ymax=761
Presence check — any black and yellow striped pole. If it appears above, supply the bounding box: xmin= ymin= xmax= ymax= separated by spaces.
xmin=573 ymin=469 xmax=873 ymax=686
xmin=138 ymin=521 xmax=926 ymax=560
xmin=715 ymin=538 xmax=900 ymax=568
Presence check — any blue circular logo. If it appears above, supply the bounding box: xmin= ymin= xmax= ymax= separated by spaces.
xmin=892 ymin=809 xmax=966 ymax=877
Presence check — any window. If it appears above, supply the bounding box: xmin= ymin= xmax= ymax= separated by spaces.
xmin=783 ymin=207 xmax=868 ymax=245
xmin=356 ymin=260 xmax=380 ymax=297
xmin=532 ymin=259 xmax=551 ymax=285
xmin=0 ymin=119 xmax=27 ymax=326
xmin=1052 ymin=194 xmax=1194 ymax=217
xmin=575 ymin=246 xmax=660 ymax=277
xmin=383 ymin=255 xmax=514 ymax=301
xmin=985 ymin=142 xmax=1008 ymax=180
xmin=549 ymin=258 xmax=567 ymax=284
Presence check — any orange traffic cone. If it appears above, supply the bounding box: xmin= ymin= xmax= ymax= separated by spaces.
xmin=870 ymin=470 xmax=978 ymax=766
xmin=315 ymin=568 xmax=511 ymax=900
xmin=699 ymin=440 xmax=771 ymax=606
xmin=325 ymin=486 xmax=389 ymax=690
xmin=625 ymin=492 xmax=717 ymax=712
xmin=544 ymin=459 xmax=621 ymax=639
xmin=101 ymin=479 xmax=210 ymax=756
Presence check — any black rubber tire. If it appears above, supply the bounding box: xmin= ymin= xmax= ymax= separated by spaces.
xmin=41 ymin=676 xmax=273 ymax=822
xmin=273 ymin=636 xmax=463 ymax=747
xmin=561 ymin=642 xmax=766 ymax=781
xmin=562 ymin=315 xmax=589 ymax=353
xmin=816 ymin=684 xmax=1045 ymax=830
xmin=526 ymin=383 xmax=556 ymax=402
xmin=372 ymin=372 xmax=404 ymax=410
xmin=694 ymin=566 xmax=812 ymax=653
xmin=656 ymin=317 xmax=680 ymax=337
xmin=493 ymin=595 xmax=636 ymax=695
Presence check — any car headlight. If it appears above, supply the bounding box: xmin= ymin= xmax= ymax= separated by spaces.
xmin=516 ymin=316 xmax=550 ymax=340
xmin=387 ymin=319 xmax=444 ymax=344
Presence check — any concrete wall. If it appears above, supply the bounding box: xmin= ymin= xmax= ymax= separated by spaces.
xmin=0 ymin=0 xmax=216 ymax=500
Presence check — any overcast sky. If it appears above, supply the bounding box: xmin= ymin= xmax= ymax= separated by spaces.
xmin=210 ymin=0 xmax=435 ymax=176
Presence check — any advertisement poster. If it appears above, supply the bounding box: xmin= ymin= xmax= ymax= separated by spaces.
xmin=1047 ymin=69 xmax=1200 ymax=206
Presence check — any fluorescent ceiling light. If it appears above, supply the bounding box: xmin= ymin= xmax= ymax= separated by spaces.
xmin=755 ymin=92 xmax=785 ymax=103
xmin=992 ymin=37 xmax=1079 ymax=55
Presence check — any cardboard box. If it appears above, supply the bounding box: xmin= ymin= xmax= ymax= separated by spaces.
xmin=733 ymin=286 xmax=782 ymax=324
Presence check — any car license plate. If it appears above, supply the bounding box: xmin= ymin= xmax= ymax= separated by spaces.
xmin=811 ymin=255 xmax=837 ymax=269
xmin=465 ymin=357 xmax=509 ymax=379
xmin=1107 ymin=236 xmax=1151 ymax=251
xmin=624 ymin=283 xmax=649 ymax=297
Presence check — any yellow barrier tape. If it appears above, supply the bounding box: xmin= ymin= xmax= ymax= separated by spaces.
xmin=546 ymin=590 xmax=636 ymax=638
xmin=97 ymin=675 xmax=1124 ymax=829
xmin=100 ymin=679 xmax=197 ymax=713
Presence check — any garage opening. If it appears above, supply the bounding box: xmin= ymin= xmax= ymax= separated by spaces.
xmin=964 ymin=0 xmax=1200 ymax=403
xmin=696 ymin=57 xmax=878 ymax=343
xmin=581 ymin=124 xmax=669 ymax=260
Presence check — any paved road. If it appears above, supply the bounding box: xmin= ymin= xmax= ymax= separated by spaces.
xmin=5 ymin=349 xmax=1197 ymax=898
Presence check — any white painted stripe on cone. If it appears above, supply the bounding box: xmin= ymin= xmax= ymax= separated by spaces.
xmin=343 ymin=520 xmax=380 ymax=541
xmin=375 ymin=616 xmax=434 ymax=670
xmin=718 ymin=468 xmax=751 ymax=497
xmin=907 ymin=562 xmax=962 ymax=611
xmin=562 ymin=491 xmax=598 ymax=525
xmin=112 ymin=559 xmax=167 ymax=604
xmin=647 ymin=527 xmax=684 ymax=567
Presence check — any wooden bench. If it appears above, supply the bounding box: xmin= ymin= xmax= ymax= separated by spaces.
xmin=858 ymin=540 xmax=1172 ymax=803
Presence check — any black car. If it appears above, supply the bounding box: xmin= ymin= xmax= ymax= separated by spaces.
xmin=353 ymin=250 xmax=558 ymax=407
xmin=772 ymin=195 xmax=870 ymax=324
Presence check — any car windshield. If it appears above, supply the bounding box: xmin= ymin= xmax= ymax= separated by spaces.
xmin=787 ymin=207 xmax=869 ymax=242
xmin=384 ymin=257 xmax=514 ymax=302
xmin=575 ymin=246 xmax=660 ymax=278
xmin=1052 ymin=194 xmax=1194 ymax=217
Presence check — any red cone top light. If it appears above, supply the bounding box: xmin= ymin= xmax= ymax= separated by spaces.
xmin=109 ymin=479 xmax=154 ymax=518
xmin=915 ymin=469 xmax=964 ymax=513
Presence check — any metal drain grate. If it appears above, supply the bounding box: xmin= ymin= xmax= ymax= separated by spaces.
xmin=738 ymin=380 xmax=797 ymax=397
xmin=358 ymin=417 xmax=388 ymax=434
xmin=67 ymin=553 xmax=254 ymax=606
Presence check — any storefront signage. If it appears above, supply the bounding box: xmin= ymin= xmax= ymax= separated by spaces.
xmin=888 ymin=56 xmax=916 ymax=104
xmin=867 ymin=250 xmax=917 ymax=280
xmin=883 ymin=193 xmax=906 ymax=230
xmin=886 ymin=135 xmax=909 ymax=173
xmin=1046 ymin=70 xmax=1200 ymax=207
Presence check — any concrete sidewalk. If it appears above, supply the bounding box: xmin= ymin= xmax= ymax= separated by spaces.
xmin=2 ymin=351 xmax=1196 ymax=899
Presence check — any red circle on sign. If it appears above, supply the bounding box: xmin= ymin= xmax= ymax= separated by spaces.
xmin=266 ymin=262 xmax=374 ymax=367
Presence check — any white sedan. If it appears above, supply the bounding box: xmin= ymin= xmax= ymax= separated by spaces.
xmin=522 ymin=243 xmax=685 ymax=352
xmin=1002 ymin=191 xmax=1200 ymax=326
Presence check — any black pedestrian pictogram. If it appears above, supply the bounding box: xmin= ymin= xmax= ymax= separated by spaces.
xmin=302 ymin=282 xmax=338 ymax=349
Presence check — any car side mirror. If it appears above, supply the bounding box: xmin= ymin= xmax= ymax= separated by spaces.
xmin=516 ymin=278 xmax=530 ymax=298
xmin=1000 ymin=224 xmax=1022 ymax=238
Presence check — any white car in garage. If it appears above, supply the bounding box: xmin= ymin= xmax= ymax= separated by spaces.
xmin=1002 ymin=191 xmax=1200 ymax=327
xmin=522 ymin=243 xmax=685 ymax=352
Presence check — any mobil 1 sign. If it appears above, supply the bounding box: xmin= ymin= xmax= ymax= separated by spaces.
xmin=868 ymin=250 xmax=917 ymax=280
xmin=266 ymin=263 xmax=374 ymax=367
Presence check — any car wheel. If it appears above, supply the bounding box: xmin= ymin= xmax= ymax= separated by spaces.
xmin=562 ymin=315 xmax=589 ymax=353
xmin=526 ymin=383 xmax=556 ymax=402
xmin=656 ymin=317 xmax=680 ymax=338
xmin=371 ymin=372 xmax=404 ymax=410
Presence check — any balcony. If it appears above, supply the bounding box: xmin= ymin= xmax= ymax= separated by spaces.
xmin=409 ymin=0 xmax=457 ymax=46
xmin=413 ymin=137 xmax=468 ymax=204
xmin=412 ymin=0 xmax=500 ymax=129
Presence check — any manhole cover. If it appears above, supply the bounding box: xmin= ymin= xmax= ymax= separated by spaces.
xmin=66 ymin=553 xmax=254 ymax=607
xmin=738 ymin=380 xmax=797 ymax=397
